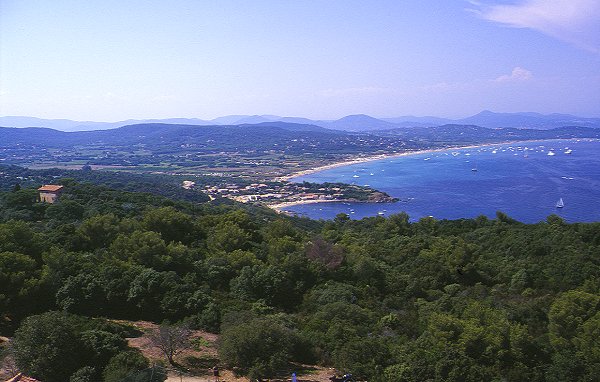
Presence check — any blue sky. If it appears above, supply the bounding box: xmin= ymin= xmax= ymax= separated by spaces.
xmin=1 ymin=0 xmax=599 ymax=121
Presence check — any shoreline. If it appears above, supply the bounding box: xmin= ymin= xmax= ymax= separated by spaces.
xmin=269 ymin=198 xmax=353 ymax=212
xmin=270 ymin=138 xmax=588 ymax=213
xmin=278 ymin=141 xmax=521 ymax=182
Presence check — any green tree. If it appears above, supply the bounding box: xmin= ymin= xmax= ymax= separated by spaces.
xmin=142 ymin=206 xmax=196 ymax=244
xmin=76 ymin=214 xmax=121 ymax=250
xmin=110 ymin=230 xmax=170 ymax=269
xmin=80 ymin=329 xmax=127 ymax=367
xmin=0 ymin=251 xmax=42 ymax=324
xmin=45 ymin=199 xmax=85 ymax=221
xmin=3 ymin=188 xmax=39 ymax=210
xmin=207 ymin=221 xmax=251 ymax=253
xmin=13 ymin=311 xmax=85 ymax=382
xmin=56 ymin=273 xmax=107 ymax=315
xmin=69 ymin=366 xmax=97 ymax=382
xmin=102 ymin=350 xmax=149 ymax=382
xmin=548 ymin=290 xmax=600 ymax=350
xmin=219 ymin=317 xmax=299 ymax=378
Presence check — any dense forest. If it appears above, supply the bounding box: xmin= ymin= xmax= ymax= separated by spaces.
xmin=1 ymin=180 xmax=600 ymax=381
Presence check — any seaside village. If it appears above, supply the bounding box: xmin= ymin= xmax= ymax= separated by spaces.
xmin=200 ymin=181 xmax=348 ymax=205
xmin=30 ymin=176 xmax=390 ymax=211
xmin=183 ymin=179 xmax=390 ymax=206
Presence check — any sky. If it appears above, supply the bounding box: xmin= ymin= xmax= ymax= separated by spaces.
xmin=1 ymin=0 xmax=599 ymax=121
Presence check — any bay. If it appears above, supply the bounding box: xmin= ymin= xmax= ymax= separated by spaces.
xmin=284 ymin=139 xmax=600 ymax=223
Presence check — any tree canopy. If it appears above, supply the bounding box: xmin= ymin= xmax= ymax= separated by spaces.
xmin=1 ymin=182 xmax=600 ymax=380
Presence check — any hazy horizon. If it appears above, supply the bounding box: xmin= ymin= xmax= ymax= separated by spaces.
xmin=1 ymin=0 xmax=599 ymax=121
xmin=0 ymin=110 xmax=597 ymax=127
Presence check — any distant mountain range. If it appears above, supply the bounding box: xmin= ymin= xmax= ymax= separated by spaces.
xmin=2 ymin=122 xmax=600 ymax=151
xmin=1 ymin=110 xmax=599 ymax=132
xmin=0 ymin=122 xmax=348 ymax=149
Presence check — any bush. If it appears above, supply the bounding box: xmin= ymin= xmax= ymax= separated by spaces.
xmin=218 ymin=316 xmax=302 ymax=378
xmin=69 ymin=366 xmax=96 ymax=382
xmin=13 ymin=311 xmax=86 ymax=382
xmin=102 ymin=350 xmax=149 ymax=382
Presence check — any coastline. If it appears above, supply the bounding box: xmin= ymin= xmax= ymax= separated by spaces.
xmin=270 ymin=142 xmax=522 ymax=213
xmin=269 ymin=137 xmax=592 ymax=214
xmin=278 ymin=141 xmax=520 ymax=182
xmin=269 ymin=198 xmax=352 ymax=212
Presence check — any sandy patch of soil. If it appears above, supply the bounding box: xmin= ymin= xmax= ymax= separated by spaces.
xmin=126 ymin=321 xmax=339 ymax=382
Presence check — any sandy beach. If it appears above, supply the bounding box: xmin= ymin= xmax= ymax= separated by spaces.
xmin=278 ymin=142 xmax=514 ymax=182
xmin=269 ymin=139 xmax=565 ymax=213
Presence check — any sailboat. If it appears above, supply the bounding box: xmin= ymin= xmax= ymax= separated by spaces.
xmin=556 ymin=198 xmax=564 ymax=208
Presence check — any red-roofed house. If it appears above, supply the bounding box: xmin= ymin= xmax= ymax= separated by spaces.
xmin=5 ymin=373 xmax=42 ymax=382
xmin=37 ymin=185 xmax=64 ymax=204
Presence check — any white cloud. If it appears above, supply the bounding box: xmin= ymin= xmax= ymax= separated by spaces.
xmin=471 ymin=0 xmax=600 ymax=53
xmin=495 ymin=67 xmax=533 ymax=82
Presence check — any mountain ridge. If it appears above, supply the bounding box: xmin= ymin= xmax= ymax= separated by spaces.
xmin=2 ymin=111 xmax=599 ymax=132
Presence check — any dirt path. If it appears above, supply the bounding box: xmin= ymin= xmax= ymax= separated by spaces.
xmin=126 ymin=321 xmax=338 ymax=382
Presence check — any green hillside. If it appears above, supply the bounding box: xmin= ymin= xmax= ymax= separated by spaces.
xmin=1 ymin=180 xmax=599 ymax=381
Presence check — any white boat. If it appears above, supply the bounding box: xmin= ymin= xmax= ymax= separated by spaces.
xmin=565 ymin=149 xmax=572 ymax=154
xmin=353 ymin=175 xmax=360 ymax=178
xmin=547 ymin=151 xmax=556 ymax=156
xmin=556 ymin=198 xmax=564 ymax=208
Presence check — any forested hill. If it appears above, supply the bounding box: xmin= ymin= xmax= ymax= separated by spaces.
xmin=1 ymin=181 xmax=600 ymax=381
xmin=2 ymin=122 xmax=600 ymax=149
xmin=0 ymin=122 xmax=344 ymax=148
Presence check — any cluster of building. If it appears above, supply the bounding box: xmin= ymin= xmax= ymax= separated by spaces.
xmin=199 ymin=182 xmax=348 ymax=205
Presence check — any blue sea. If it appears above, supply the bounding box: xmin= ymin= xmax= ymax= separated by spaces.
xmin=285 ymin=139 xmax=600 ymax=223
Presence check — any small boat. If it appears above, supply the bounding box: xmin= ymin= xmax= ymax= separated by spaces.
xmin=547 ymin=151 xmax=556 ymax=156
xmin=565 ymin=149 xmax=572 ymax=154
xmin=556 ymin=198 xmax=564 ymax=208
xmin=377 ymin=211 xmax=385 ymax=216
xmin=353 ymin=175 xmax=360 ymax=178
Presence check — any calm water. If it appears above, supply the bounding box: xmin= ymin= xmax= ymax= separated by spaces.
xmin=285 ymin=139 xmax=600 ymax=223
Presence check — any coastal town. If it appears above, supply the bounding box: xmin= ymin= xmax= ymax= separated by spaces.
xmin=193 ymin=180 xmax=397 ymax=210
